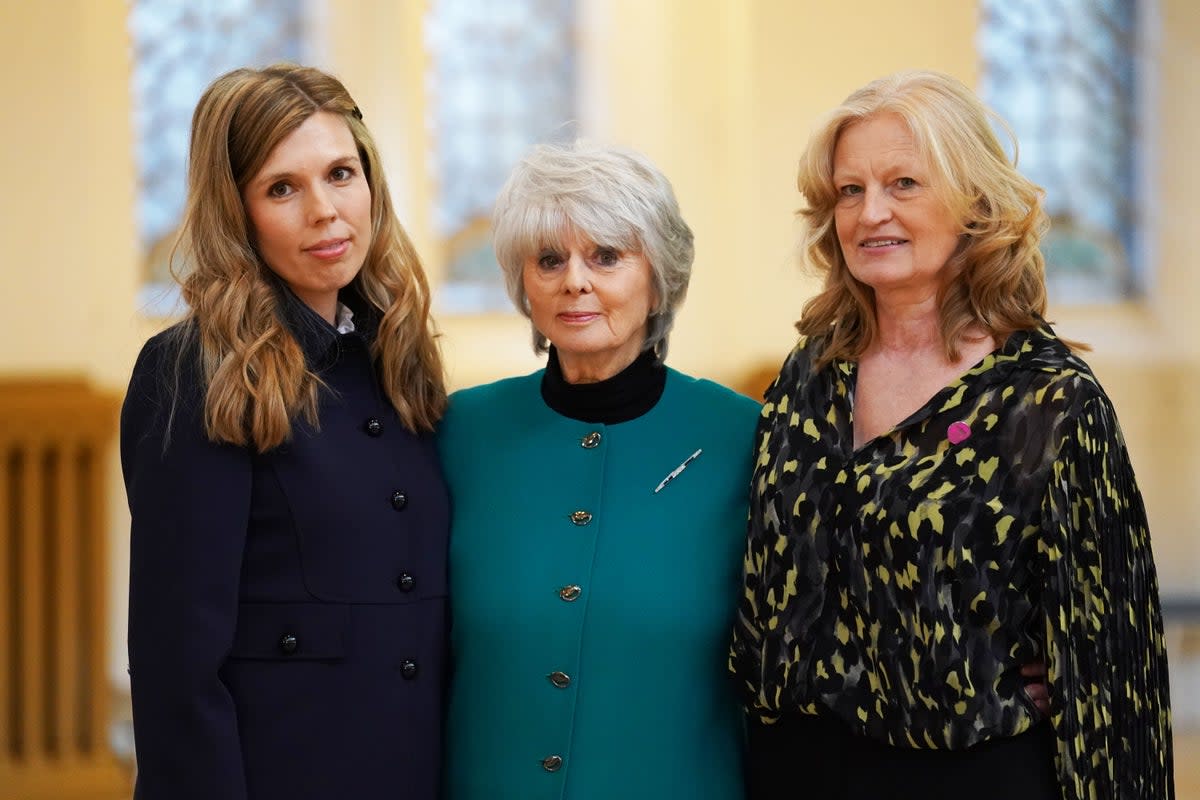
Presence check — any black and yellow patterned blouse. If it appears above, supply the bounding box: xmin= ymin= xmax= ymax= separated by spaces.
xmin=729 ymin=325 xmax=1173 ymax=798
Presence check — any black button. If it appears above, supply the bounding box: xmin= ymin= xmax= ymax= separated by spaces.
xmin=547 ymin=671 xmax=571 ymax=688
xmin=542 ymin=755 xmax=563 ymax=772
xmin=397 ymin=573 xmax=415 ymax=592
xmin=278 ymin=633 xmax=298 ymax=655
xmin=400 ymin=659 xmax=418 ymax=679
xmin=559 ymin=585 xmax=581 ymax=602
xmin=581 ymin=431 xmax=601 ymax=449
xmin=364 ymin=418 xmax=384 ymax=437
xmin=391 ymin=491 xmax=408 ymax=510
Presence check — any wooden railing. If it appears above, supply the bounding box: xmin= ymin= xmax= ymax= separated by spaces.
xmin=0 ymin=379 xmax=129 ymax=800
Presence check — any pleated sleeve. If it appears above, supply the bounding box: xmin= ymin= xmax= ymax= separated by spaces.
xmin=1040 ymin=394 xmax=1173 ymax=799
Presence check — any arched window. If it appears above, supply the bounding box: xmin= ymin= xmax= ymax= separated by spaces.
xmin=128 ymin=0 xmax=309 ymax=311
xmin=426 ymin=0 xmax=577 ymax=312
xmin=128 ymin=1 xmax=577 ymax=315
xmin=978 ymin=0 xmax=1143 ymax=302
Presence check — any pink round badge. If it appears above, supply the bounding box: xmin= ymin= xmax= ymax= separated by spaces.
xmin=947 ymin=421 xmax=972 ymax=445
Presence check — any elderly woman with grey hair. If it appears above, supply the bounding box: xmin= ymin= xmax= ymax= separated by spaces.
xmin=438 ymin=141 xmax=758 ymax=799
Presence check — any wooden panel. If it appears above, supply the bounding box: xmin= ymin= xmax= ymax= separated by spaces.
xmin=0 ymin=379 xmax=126 ymax=797
xmin=81 ymin=446 xmax=107 ymax=757
xmin=18 ymin=438 xmax=46 ymax=765
xmin=0 ymin=759 xmax=130 ymax=800
xmin=0 ymin=446 xmax=13 ymax=766
xmin=54 ymin=442 xmax=81 ymax=764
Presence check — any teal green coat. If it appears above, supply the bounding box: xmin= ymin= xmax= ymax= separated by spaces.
xmin=439 ymin=367 xmax=759 ymax=800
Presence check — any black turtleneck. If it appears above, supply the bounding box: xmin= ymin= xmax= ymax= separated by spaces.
xmin=540 ymin=346 xmax=666 ymax=424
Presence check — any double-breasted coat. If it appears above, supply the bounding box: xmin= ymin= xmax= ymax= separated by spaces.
xmin=120 ymin=292 xmax=449 ymax=800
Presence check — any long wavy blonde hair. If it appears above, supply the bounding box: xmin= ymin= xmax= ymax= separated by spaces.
xmin=795 ymin=70 xmax=1072 ymax=367
xmin=172 ymin=63 xmax=444 ymax=451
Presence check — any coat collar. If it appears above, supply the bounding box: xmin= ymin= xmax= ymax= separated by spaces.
xmin=273 ymin=278 xmax=380 ymax=368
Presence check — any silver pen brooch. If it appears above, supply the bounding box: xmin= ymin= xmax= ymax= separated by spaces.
xmin=653 ymin=448 xmax=703 ymax=493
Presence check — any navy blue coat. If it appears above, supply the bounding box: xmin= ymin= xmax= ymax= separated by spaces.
xmin=121 ymin=295 xmax=449 ymax=800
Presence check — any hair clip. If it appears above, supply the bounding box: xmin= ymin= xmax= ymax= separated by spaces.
xmin=351 ymin=105 xmax=363 ymax=121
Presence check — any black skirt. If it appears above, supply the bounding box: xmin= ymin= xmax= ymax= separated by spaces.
xmin=745 ymin=711 xmax=1059 ymax=800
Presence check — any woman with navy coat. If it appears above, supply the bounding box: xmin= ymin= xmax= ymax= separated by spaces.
xmin=120 ymin=64 xmax=449 ymax=800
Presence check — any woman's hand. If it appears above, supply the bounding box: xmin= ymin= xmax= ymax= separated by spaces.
xmin=1020 ymin=661 xmax=1050 ymax=716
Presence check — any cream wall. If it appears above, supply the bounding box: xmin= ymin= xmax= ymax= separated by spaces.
xmin=1 ymin=0 xmax=1196 ymax=690
xmin=1 ymin=1 xmax=140 ymax=383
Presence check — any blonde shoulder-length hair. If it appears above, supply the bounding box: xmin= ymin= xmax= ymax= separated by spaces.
xmin=172 ymin=63 xmax=444 ymax=452
xmin=796 ymin=70 xmax=1065 ymax=367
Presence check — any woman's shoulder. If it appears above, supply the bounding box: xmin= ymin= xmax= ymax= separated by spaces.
xmin=665 ymin=367 xmax=761 ymax=417
xmin=447 ymin=370 xmax=542 ymax=409
xmin=130 ymin=320 xmax=198 ymax=377
xmin=439 ymin=369 xmax=544 ymax=434
xmin=437 ymin=370 xmax=544 ymax=465
xmin=784 ymin=333 xmax=828 ymax=370
xmin=121 ymin=321 xmax=206 ymax=449
xmin=753 ymin=334 xmax=831 ymax=405
xmin=1007 ymin=325 xmax=1109 ymax=408
xmin=667 ymin=367 xmax=758 ymax=431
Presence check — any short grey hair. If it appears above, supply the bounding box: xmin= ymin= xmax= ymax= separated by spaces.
xmin=491 ymin=140 xmax=695 ymax=359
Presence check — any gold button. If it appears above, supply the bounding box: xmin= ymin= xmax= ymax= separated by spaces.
xmin=548 ymin=671 xmax=571 ymax=688
xmin=581 ymin=431 xmax=601 ymax=449
xmin=570 ymin=510 xmax=592 ymax=526
xmin=559 ymin=585 xmax=582 ymax=602
xmin=542 ymin=754 xmax=563 ymax=772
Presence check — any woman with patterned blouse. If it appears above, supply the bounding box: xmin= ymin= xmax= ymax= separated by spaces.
xmin=729 ymin=71 xmax=1173 ymax=799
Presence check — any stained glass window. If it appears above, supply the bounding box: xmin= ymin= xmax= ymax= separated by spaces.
xmin=128 ymin=0 xmax=307 ymax=295
xmin=978 ymin=0 xmax=1141 ymax=302
xmin=426 ymin=0 xmax=577 ymax=312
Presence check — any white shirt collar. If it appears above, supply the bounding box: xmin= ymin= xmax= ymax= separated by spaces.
xmin=334 ymin=302 xmax=356 ymax=334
